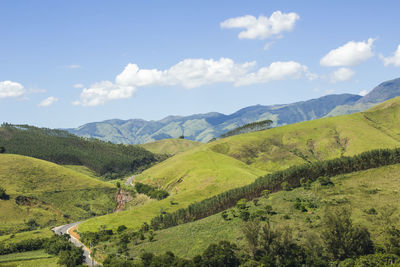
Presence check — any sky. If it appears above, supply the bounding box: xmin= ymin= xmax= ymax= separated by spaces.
xmin=1 ymin=0 xmax=400 ymax=128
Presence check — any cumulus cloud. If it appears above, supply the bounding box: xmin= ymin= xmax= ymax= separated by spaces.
xmin=73 ymin=83 xmax=84 ymax=88
xmin=116 ymin=58 xmax=255 ymax=89
xmin=320 ymin=38 xmax=375 ymax=67
xmin=73 ymin=81 xmax=136 ymax=106
xmin=380 ymin=45 xmax=400 ymax=66
xmin=235 ymin=61 xmax=312 ymax=86
xmin=359 ymin=90 xmax=369 ymax=96
xmin=74 ymin=58 xmax=313 ymax=106
xmin=65 ymin=64 xmax=81 ymax=69
xmin=220 ymin=11 xmax=299 ymax=40
xmin=330 ymin=67 xmax=355 ymax=83
xmin=0 ymin=81 xmax=26 ymax=99
xmin=38 ymin=96 xmax=58 ymax=107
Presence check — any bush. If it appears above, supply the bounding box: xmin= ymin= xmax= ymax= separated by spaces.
xmin=281 ymin=181 xmax=291 ymax=191
xmin=0 ymin=187 xmax=9 ymax=200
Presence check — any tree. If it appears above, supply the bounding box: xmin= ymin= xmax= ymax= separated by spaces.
xmin=201 ymin=241 xmax=241 ymax=267
xmin=242 ymin=220 xmax=261 ymax=256
xmin=0 ymin=146 xmax=5 ymax=153
xmin=321 ymin=207 xmax=374 ymax=261
xmin=0 ymin=187 xmax=9 ymax=200
xmin=179 ymin=135 xmax=184 ymax=139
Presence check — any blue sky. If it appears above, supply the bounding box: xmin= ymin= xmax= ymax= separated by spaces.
xmin=1 ymin=0 xmax=400 ymax=128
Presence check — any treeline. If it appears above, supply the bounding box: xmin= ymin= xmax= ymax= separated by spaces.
xmin=150 ymin=148 xmax=400 ymax=230
xmin=103 ymin=207 xmax=400 ymax=267
xmin=0 ymin=123 xmax=158 ymax=178
xmin=220 ymin=119 xmax=273 ymax=138
xmin=135 ymin=182 xmax=169 ymax=200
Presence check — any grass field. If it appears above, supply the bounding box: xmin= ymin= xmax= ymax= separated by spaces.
xmin=0 ymin=229 xmax=53 ymax=246
xmin=0 ymin=154 xmax=117 ymax=234
xmin=78 ymin=98 xmax=400 ymax=233
xmin=140 ymin=138 xmax=202 ymax=155
xmin=0 ymin=250 xmax=57 ymax=267
xmin=122 ymin=163 xmax=400 ymax=258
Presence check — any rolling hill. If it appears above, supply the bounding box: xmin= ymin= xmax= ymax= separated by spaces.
xmin=115 ymin=163 xmax=400 ymax=258
xmin=140 ymin=138 xmax=202 ymax=155
xmin=0 ymin=124 xmax=157 ymax=178
xmin=0 ymin=154 xmax=117 ymax=234
xmin=78 ymin=97 xmax=400 ymax=233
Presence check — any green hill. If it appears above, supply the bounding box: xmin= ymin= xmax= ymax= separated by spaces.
xmin=0 ymin=154 xmax=117 ymax=234
xmin=103 ymin=163 xmax=400 ymax=259
xmin=0 ymin=124 xmax=157 ymax=179
xmin=140 ymin=138 xmax=202 ymax=155
xmin=78 ymin=98 xmax=400 ymax=234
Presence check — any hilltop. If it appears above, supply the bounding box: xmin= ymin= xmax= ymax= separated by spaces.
xmin=140 ymin=138 xmax=202 ymax=155
xmin=0 ymin=154 xmax=117 ymax=234
xmin=0 ymin=124 xmax=157 ymax=179
xmin=79 ymin=97 xmax=400 ymax=233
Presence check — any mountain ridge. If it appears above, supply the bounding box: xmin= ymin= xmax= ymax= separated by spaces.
xmin=67 ymin=77 xmax=400 ymax=144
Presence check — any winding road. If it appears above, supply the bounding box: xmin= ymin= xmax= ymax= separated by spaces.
xmin=52 ymin=175 xmax=135 ymax=266
xmin=52 ymin=222 xmax=100 ymax=266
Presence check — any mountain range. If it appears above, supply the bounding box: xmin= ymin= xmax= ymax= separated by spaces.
xmin=67 ymin=77 xmax=400 ymax=144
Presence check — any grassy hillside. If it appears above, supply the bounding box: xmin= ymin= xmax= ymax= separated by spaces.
xmin=0 ymin=124 xmax=157 ymax=178
xmin=0 ymin=154 xmax=117 ymax=234
xmin=99 ymin=163 xmax=400 ymax=258
xmin=0 ymin=250 xmax=57 ymax=267
xmin=78 ymin=98 xmax=400 ymax=233
xmin=140 ymin=138 xmax=202 ymax=155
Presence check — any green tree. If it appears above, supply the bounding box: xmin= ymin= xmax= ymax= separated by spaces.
xmin=321 ymin=207 xmax=374 ymax=261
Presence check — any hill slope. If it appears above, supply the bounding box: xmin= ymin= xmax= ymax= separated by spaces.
xmin=123 ymin=163 xmax=400 ymax=258
xmin=79 ymin=97 xmax=400 ymax=233
xmin=140 ymin=138 xmax=202 ymax=155
xmin=0 ymin=154 xmax=117 ymax=234
xmin=68 ymin=94 xmax=362 ymax=144
xmin=0 ymin=124 xmax=156 ymax=178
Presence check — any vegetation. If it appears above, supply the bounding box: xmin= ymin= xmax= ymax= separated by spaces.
xmin=220 ymin=119 xmax=273 ymax=138
xmin=0 ymin=123 xmax=157 ymax=178
xmin=0 ymin=154 xmax=117 ymax=234
xmin=90 ymin=163 xmax=400 ymax=266
xmin=149 ymin=148 xmax=400 ymax=230
xmin=135 ymin=182 xmax=169 ymax=200
xmin=79 ymin=98 xmax=400 ymax=233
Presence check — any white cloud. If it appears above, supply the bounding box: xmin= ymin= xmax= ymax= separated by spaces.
xmin=65 ymin=64 xmax=81 ymax=69
xmin=73 ymin=83 xmax=84 ymax=88
xmin=75 ymin=58 xmax=313 ymax=106
xmin=330 ymin=67 xmax=355 ymax=83
xmin=38 ymin=96 xmax=58 ymax=107
xmin=320 ymin=38 xmax=375 ymax=67
xmin=220 ymin=11 xmax=299 ymax=40
xmin=235 ymin=61 xmax=312 ymax=86
xmin=0 ymin=81 xmax=26 ymax=99
xmin=73 ymin=81 xmax=136 ymax=107
xmin=116 ymin=58 xmax=255 ymax=89
xmin=380 ymin=45 xmax=400 ymax=66
xmin=359 ymin=90 xmax=369 ymax=96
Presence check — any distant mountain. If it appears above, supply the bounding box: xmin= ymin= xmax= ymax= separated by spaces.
xmin=67 ymin=77 xmax=400 ymax=144
xmin=326 ymin=77 xmax=400 ymax=117
xmin=67 ymin=94 xmax=361 ymax=144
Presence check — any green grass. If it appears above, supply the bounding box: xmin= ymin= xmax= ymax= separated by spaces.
xmin=0 ymin=154 xmax=117 ymax=234
xmin=140 ymin=138 xmax=202 ymax=155
xmin=0 ymin=250 xmax=54 ymax=264
xmin=0 ymin=229 xmax=53 ymax=246
xmin=63 ymin=165 xmax=101 ymax=180
xmin=122 ymin=163 xmax=400 ymax=258
xmin=79 ymin=98 xmax=400 ymax=233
